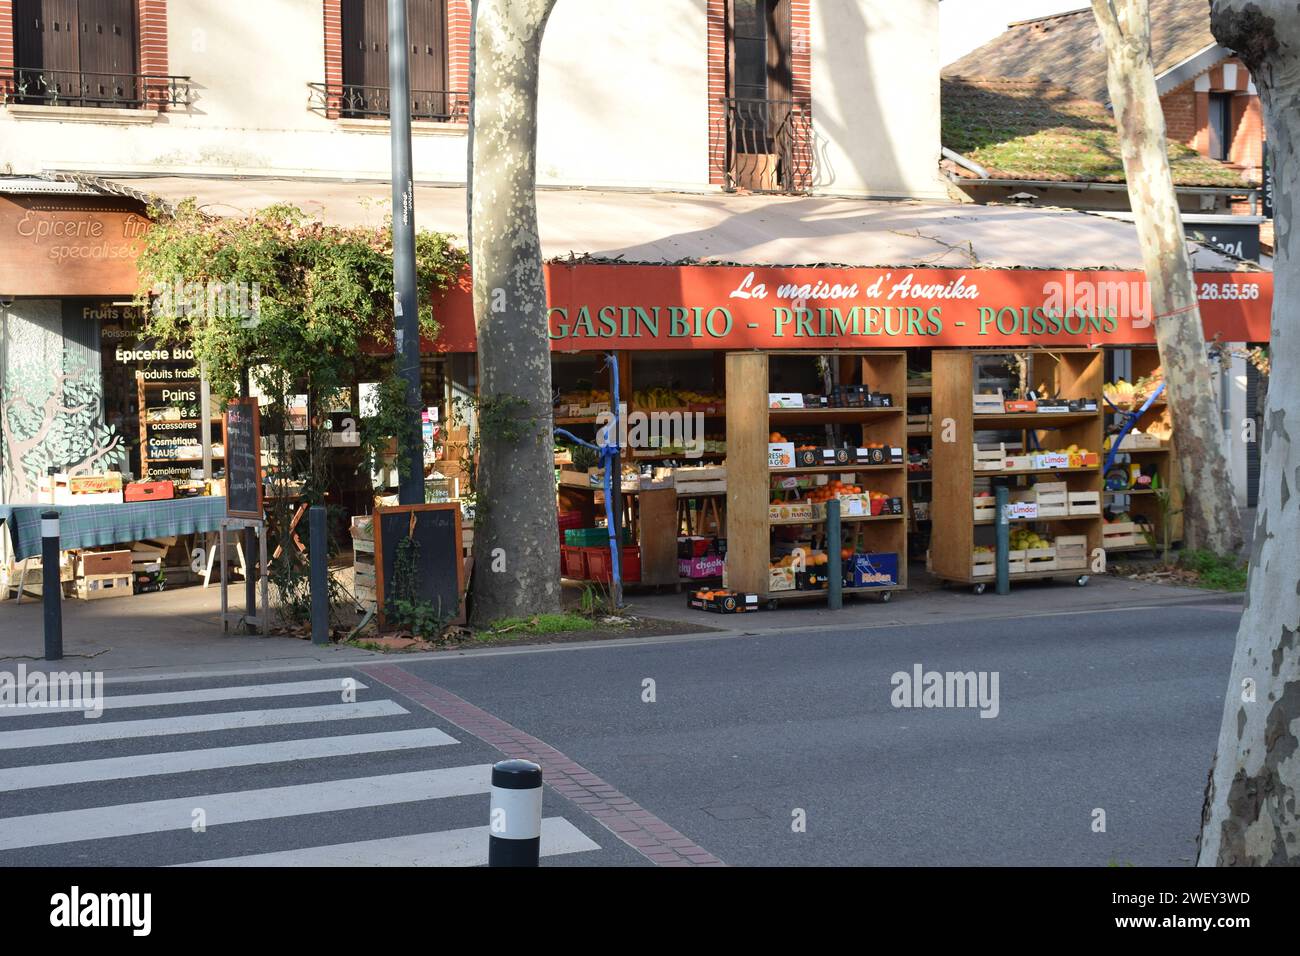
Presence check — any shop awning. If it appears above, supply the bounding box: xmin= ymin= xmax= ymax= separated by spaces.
xmin=99 ymin=175 xmax=1255 ymax=272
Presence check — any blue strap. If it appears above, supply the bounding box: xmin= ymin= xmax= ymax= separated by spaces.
xmin=1103 ymin=381 xmax=1166 ymax=478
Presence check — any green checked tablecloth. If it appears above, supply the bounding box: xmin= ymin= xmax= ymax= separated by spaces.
xmin=0 ymin=497 xmax=229 ymax=561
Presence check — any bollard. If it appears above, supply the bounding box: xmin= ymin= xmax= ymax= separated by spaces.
xmin=309 ymin=505 xmax=328 ymax=646
xmin=826 ymin=497 xmax=842 ymax=610
xmin=488 ymin=759 xmax=543 ymax=867
xmin=41 ymin=510 xmax=63 ymax=661
xmin=995 ymin=485 xmax=1010 ymax=596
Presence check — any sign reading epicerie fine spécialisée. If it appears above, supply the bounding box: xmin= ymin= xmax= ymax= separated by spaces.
xmin=0 ymin=195 xmax=148 ymax=297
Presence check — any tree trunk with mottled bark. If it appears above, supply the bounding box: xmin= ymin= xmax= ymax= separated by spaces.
xmin=1198 ymin=0 xmax=1300 ymax=866
xmin=1090 ymin=0 xmax=1243 ymax=555
xmin=467 ymin=0 xmax=562 ymax=625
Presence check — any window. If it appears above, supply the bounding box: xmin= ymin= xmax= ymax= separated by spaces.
xmin=1208 ymin=92 xmax=1233 ymax=162
xmin=724 ymin=0 xmax=808 ymax=193
xmin=13 ymin=0 xmax=138 ymax=106
xmin=339 ymin=0 xmax=451 ymax=120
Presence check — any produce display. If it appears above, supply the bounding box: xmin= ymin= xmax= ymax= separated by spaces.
xmin=1009 ymin=528 xmax=1051 ymax=551
xmin=632 ymin=387 xmax=723 ymax=410
xmin=1103 ymin=367 xmax=1165 ymax=410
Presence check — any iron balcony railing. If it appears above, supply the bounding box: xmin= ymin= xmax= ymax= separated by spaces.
xmin=722 ymin=97 xmax=813 ymax=195
xmin=308 ymin=82 xmax=468 ymax=123
xmin=8 ymin=67 xmax=192 ymax=109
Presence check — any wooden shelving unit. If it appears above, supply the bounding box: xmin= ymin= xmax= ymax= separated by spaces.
xmin=930 ymin=349 xmax=1105 ymax=591
xmin=1103 ymin=346 xmax=1183 ymax=552
xmin=725 ymin=350 xmax=908 ymax=603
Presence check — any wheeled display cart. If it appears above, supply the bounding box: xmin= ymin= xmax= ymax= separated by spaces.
xmin=724 ymin=350 xmax=909 ymax=606
xmin=929 ymin=349 xmax=1105 ymax=593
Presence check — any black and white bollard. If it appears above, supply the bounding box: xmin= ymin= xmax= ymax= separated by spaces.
xmin=488 ymin=759 xmax=543 ymax=867
xmin=41 ymin=510 xmax=62 ymax=661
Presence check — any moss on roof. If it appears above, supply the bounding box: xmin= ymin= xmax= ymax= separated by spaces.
xmin=941 ymin=77 xmax=1257 ymax=188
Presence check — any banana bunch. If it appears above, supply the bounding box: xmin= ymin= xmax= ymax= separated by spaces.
xmin=1103 ymin=380 xmax=1140 ymax=408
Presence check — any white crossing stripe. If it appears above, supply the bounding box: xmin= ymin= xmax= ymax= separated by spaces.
xmin=180 ymin=817 xmax=599 ymax=867
xmin=0 ymin=765 xmax=494 ymax=850
xmin=0 ymin=728 xmax=457 ymax=792
xmin=0 ymin=700 xmax=407 ymax=751
xmin=0 ymin=678 xmax=369 ymax=717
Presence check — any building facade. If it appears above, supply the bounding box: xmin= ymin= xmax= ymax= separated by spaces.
xmin=0 ymin=0 xmax=948 ymax=200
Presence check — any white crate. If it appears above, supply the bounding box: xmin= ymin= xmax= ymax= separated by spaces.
xmin=973 ymin=496 xmax=997 ymax=521
xmin=1068 ymin=491 xmax=1102 ymax=515
xmin=973 ymin=442 xmax=1006 ymax=471
xmin=973 ymin=392 xmax=1005 ymax=414
xmin=1026 ymin=547 xmax=1058 ymax=573
xmin=1056 ymin=535 xmax=1088 ymax=569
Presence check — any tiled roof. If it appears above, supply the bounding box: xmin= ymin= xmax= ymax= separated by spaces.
xmin=945 ymin=2 xmax=1220 ymax=104
xmin=942 ymin=76 xmax=1257 ymax=188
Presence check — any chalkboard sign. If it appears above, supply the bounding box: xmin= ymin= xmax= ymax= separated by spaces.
xmin=374 ymin=503 xmax=465 ymax=628
xmin=224 ymin=399 xmax=263 ymax=518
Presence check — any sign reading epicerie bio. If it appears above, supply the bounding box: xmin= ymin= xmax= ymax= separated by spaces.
xmin=0 ymin=195 xmax=148 ymax=297
xmin=427 ymin=263 xmax=1272 ymax=351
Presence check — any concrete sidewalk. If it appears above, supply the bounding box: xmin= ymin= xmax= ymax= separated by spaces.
xmin=0 ymin=569 xmax=1240 ymax=680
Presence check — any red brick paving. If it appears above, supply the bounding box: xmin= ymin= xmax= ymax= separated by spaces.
xmin=359 ymin=663 xmax=724 ymax=867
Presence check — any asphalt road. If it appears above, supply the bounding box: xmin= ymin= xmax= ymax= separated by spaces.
xmin=0 ymin=602 xmax=1241 ymax=866
xmin=407 ymin=602 xmax=1243 ymax=866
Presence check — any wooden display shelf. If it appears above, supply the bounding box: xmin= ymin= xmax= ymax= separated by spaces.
xmin=769 ymin=406 xmax=903 ymax=426
xmin=769 ymin=513 xmax=905 ymax=526
xmin=726 ymin=350 xmax=909 ymax=601
xmin=770 ymin=463 xmax=902 ymax=475
xmin=973 ymin=411 xmax=1099 ymax=428
xmin=930 ymin=349 xmax=1105 ymax=592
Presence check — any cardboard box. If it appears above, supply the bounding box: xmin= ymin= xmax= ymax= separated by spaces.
xmin=768 ymin=442 xmax=796 ymax=469
xmin=124 ymin=480 xmax=175 ymax=502
xmin=769 ymin=501 xmax=815 ymax=522
xmin=1006 ymin=501 xmax=1039 ymax=520
xmin=77 ymin=550 xmax=133 ymax=577
xmin=768 ymin=393 xmax=804 ymax=408
xmin=1003 ymin=399 xmax=1037 ymax=413
xmin=688 ymin=589 xmax=760 ymax=613
xmin=1037 ymin=400 xmax=1070 ymax=413
xmin=1035 ymin=452 xmax=1071 ymax=470
xmin=681 ymin=554 xmax=726 ymax=579
xmin=1003 ymin=455 xmax=1033 ymax=471
xmin=767 ymin=566 xmax=797 ymax=592
xmin=849 ymin=552 xmax=898 ymax=588
xmin=75 ymin=573 xmax=132 ymax=601
xmin=855 ymin=446 xmax=887 ymax=465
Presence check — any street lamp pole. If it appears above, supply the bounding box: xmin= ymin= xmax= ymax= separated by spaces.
xmin=389 ymin=0 xmax=424 ymax=505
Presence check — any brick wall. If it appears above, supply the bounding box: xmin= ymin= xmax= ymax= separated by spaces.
xmin=322 ymin=0 xmax=343 ymax=117
xmin=0 ymin=0 xmax=14 ymax=98
xmin=137 ymin=0 xmax=170 ymax=109
xmin=447 ymin=0 xmax=470 ymax=109
xmin=1161 ymin=84 xmax=1197 ymax=148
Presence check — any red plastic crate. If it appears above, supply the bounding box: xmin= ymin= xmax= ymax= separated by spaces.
xmin=560 ymin=545 xmax=587 ymax=579
xmin=584 ymin=545 xmax=641 ymax=583
xmin=557 ymin=510 xmax=584 ymax=546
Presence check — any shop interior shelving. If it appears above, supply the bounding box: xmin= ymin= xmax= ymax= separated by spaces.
xmin=553 ymin=350 xmax=728 ymax=587
xmin=929 ymin=349 xmax=1105 ymax=591
xmin=905 ymin=353 xmax=934 ymax=555
xmin=725 ymin=350 xmax=908 ymax=603
xmin=1103 ymin=345 xmax=1183 ymax=552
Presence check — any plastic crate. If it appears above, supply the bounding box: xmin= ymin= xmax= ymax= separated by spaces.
xmin=560 ymin=545 xmax=587 ymax=579
xmin=584 ymin=546 xmax=641 ymax=583
xmin=565 ymin=527 xmax=632 ymax=547
xmin=557 ymin=510 xmax=584 ymax=545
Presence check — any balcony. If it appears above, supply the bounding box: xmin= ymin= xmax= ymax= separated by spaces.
xmin=722 ymin=97 xmax=813 ymax=195
xmin=6 ymin=68 xmax=192 ymax=110
xmin=308 ymin=82 xmax=468 ymax=124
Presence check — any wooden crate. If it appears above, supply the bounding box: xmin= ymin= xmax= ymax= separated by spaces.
xmin=1068 ymin=491 xmax=1102 ymax=516
xmin=1036 ymin=481 xmax=1069 ymax=517
xmin=971 ymin=553 xmax=995 ymax=578
xmin=1007 ymin=549 xmax=1027 ymax=574
xmin=973 ymin=443 xmax=1006 ymax=472
xmin=1026 ymin=547 xmax=1057 ymax=573
xmin=1056 ymin=534 xmax=1088 ymax=570
xmin=1103 ymin=521 xmax=1150 ymax=549
xmin=973 ymin=496 xmax=996 ymax=521
xmin=973 ymin=392 xmax=1005 ymax=414
xmin=75 ymin=572 xmax=133 ymax=601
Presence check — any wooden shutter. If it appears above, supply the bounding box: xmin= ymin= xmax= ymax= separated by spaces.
xmin=14 ymin=0 xmax=81 ymax=101
xmin=766 ymin=0 xmax=791 ymax=103
xmin=78 ymin=0 xmax=137 ymax=104
xmin=342 ymin=1 xmax=448 ymax=115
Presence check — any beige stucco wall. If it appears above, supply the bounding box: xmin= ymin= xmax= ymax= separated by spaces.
xmin=0 ymin=0 xmax=943 ymax=200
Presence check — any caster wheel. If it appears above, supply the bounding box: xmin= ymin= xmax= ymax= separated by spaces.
xmin=1076 ymin=575 xmax=1090 ymax=587
xmin=972 ymin=582 xmax=987 ymax=595
xmin=878 ymin=589 xmax=893 ymax=603
xmin=765 ymin=600 xmax=779 ymax=610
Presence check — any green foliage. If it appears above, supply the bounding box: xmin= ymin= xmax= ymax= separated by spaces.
xmin=1179 ymin=549 xmax=1248 ymax=592
xmin=483 ymin=612 xmax=595 ymax=637
xmin=566 ymin=443 xmax=599 ymax=472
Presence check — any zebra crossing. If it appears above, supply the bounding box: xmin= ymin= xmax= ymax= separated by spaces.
xmin=0 ymin=672 xmax=608 ymax=866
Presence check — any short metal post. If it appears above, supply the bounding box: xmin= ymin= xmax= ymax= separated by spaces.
xmin=309 ymin=505 xmax=328 ymax=646
xmin=995 ymin=485 xmax=1010 ymax=595
xmin=489 ymin=759 xmax=543 ymax=867
xmin=826 ymin=497 xmax=842 ymax=610
xmin=41 ymin=511 xmax=62 ymax=661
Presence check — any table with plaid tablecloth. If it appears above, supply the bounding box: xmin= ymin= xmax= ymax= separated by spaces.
xmin=0 ymin=497 xmax=229 ymax=562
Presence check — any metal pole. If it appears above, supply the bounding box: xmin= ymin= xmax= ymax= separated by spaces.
xmin=389 ymin=0 xmax=424 ymax=507
xmin=41 ymin=511 xmax=62 ymax=661
xmin=995 ymin=485 xmax=1010 ymax=595
xmin=309 ymin=504 xmax=328 ymax=646
xmin=239 ymin=367 xmax=257 ymax=634
xmin=488 ymin=759 xmax=543 ymax=867
xmin=826 ymin=497 xmax=842 ymax=610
